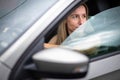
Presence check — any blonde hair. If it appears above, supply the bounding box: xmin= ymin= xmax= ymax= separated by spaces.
xmin=56 ymin=3 xmax=89 ymax=45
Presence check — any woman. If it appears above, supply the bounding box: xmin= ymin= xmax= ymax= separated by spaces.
xmin=44 ymin=3 xmax=89 ymax=48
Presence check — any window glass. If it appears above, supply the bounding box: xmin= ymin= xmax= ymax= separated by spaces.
xmin=61 ymin=6 xmax=120 ymax=58
xmin=0 ymin=0 xmax=26 ymax=18
xmin=0 ymin=0 xmax=58 ymax=55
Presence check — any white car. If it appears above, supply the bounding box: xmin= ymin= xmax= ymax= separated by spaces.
xmin=0 ymin=0 xmax=120 ymax=80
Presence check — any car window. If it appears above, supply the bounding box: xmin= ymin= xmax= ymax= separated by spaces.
xmin=0 ymin=0 xmax=26 ymax=18
xmin=61 ymin=6 xmax=120 ymax=58
xmin=0 ymin=0 xmax=58 ymax=55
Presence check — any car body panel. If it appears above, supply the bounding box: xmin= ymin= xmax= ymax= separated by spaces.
xmin=84 ymin=53 xmax=120 ymax=79
xmin=0 ymin=62 xmax=10 ymax=80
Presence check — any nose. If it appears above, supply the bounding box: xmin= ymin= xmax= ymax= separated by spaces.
xmin=78 ymin=17 xmax=84 ymax=25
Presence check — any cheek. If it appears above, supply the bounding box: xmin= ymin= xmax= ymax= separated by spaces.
xmin=67 ymin=20 xmax=77 ymax=33
xmin=83 ymin=19 xmax=87 ymax=23
xmin=67 ymin=21 xmax=74 ymax=29
xmin=67 ymin=20 xmax=77 ymax=28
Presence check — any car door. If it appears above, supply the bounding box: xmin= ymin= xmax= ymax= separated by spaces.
xmin=0 ymin=0 xmax=120 ymax=80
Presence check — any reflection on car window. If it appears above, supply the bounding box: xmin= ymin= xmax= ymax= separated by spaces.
xmin=61 ymin=6 xmax=120 ymax=57
xmin=0 ymin=0 xmax=26 ymax=18
xmin=0 ymin=0 xmax=58 ymax=55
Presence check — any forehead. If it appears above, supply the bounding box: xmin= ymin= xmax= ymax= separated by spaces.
xmin=71 ymin=5 xmax=86 ymax=14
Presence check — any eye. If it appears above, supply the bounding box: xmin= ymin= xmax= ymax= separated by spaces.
xmin=71 ymin=14 xmax=79 ymax=19
xmin=82 ymin=14 xmax=87 ymax=18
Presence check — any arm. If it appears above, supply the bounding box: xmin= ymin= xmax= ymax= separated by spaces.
xmin=44 ymin=35 xmax=58 ymax=48
xmin=44 ymin=43 xmax=59 ymax=48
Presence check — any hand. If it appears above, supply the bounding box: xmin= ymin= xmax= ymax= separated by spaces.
xmin=44 ymin=43 xmax=58 ymax=48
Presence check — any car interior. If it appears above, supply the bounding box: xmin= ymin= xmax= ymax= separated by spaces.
xmin=45 ymin=0 xmax=120 ymax=43
xmin=9 ymin=0 xmax=120 ymax=80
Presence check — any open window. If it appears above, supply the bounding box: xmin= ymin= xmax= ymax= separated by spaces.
xmin=44 ymin=0 xmax=120 ymax=60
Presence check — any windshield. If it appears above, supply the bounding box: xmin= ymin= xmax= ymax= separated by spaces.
xmin=0 ymin=0 xmax=58 ymax=55
xmin=61 ymin=6 xmax=120 ymax=57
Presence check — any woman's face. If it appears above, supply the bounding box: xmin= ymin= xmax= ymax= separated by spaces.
xmin=66 ymin=5 xmax=87 ymax=34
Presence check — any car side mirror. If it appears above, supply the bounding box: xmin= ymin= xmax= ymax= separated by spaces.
xmin=32 ymin=48 xmax=89 ymax=79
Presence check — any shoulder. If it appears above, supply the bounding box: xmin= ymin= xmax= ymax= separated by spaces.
xmin=48 ymin=35 xmax=58 ymax=44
